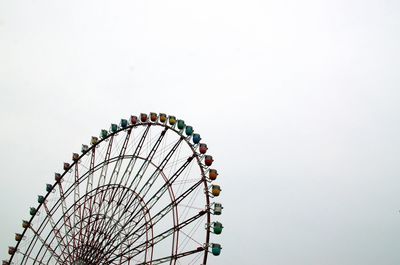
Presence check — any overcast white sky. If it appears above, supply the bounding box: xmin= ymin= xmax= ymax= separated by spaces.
xmin=1 ymin=0 xmax=400 ymax=264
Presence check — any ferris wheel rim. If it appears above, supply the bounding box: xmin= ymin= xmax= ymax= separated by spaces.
xmin=6 ymin=117 xmax=218 ymax=265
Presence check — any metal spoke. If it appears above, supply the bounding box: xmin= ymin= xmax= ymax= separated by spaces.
xmin=109 ymin=211 xmax=206 ymax=263
xmin=136 ymin=248 xmax=205 ymax=265
xmin=26 ymin=227 xmax=63 ymax=264
xmin=82 ymin=126 xmax=152 ymax=260
xmin=41 ymin=202 xmax=71 ymax=261
xmin=99 ymin=178 xmax=203 ymax=262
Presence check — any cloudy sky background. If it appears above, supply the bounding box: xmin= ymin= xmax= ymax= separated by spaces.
xmin=1 ymin=0 xmax=400 ymax=264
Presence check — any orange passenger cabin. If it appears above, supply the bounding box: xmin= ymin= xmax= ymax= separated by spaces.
xmin=209 ymin=169 xmax=218 ymax=180
xmin=211 ymin=185 xmax=221 ymax=196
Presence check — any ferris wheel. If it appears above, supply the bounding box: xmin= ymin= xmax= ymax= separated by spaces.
xmin=3 ymin=113 xmax=224 ymax=265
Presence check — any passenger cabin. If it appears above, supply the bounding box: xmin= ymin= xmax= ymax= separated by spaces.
xmin=22 ymin=220 xmax=29 ymax=229
xmin=130 ymin=115 xmax=138 ymax=125
xmin=63 ymin=163 xmax=70 ymax=171
xmin=8 ymin=247 xmax=16 ymax=255
xmin=204 ymin=155 xmax=214 ymax=166
xmin=209 ymin=169 xmax=218 ymax=180
xmin=37 ymin=195 xmax=45 ymax=204
xmin=140 ymin=113 xmax=148 ymax=122
xmin=15 ymin=233 xmax=22 ymax=242
xmin=213 ymin=203 xmax=223 ymax=215
xmin=177 ymin=120 xmax=185 ymax=130
xmin=199 ymin=143 xmax=208 ymax=154
xmin=55 ymin=173 xmax=62 ymax=182
xmin=185 ymin=126 xmax=194 ymax=136
xmin=72 ymin=153 xmax=79 ymax=162
xmin=120 ymin=119 xmax=128 ymax=128
xmin=211 ymin=185 xmax=221 ymax=197
xmin=169 ymin=116 xmax=176 ymax=125
xmin=192 ymin=133 xmax=201 ymax=144
xmin=111 ymin=123 xmax=118 ymax=132
xmin=213 ymin=222 xmax=224 ymax=234
xmin=150 ymin=112 xmax=158 ymax=122
xmin=29 ymin=207 xmax=37 ymax=216
xmin=100 ymin=129 xmax=108 ymax=138
xmin=211 ymin=243 xmax=222 ymax=256
xmin=81 ymin=144 xmax=89 ymax=153
xmin=159 ymin=113 xmax=167 ymax=123
xmin=91 ymin=136 xmax=98 ymax=145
